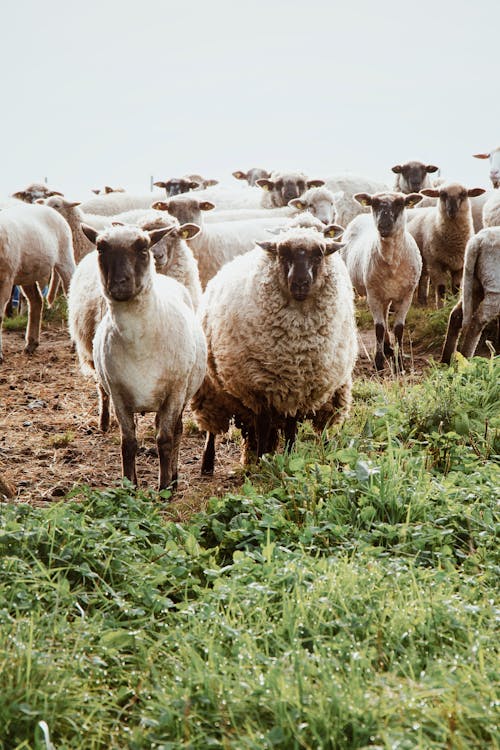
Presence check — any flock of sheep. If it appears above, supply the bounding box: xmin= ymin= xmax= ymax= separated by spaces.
xmin=1 ymin=149 xmax=499 ymax=492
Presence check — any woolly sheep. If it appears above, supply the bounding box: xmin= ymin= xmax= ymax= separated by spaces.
xmin=79 ymin=191 xmax=165 ymax=216
xmin=473 ymin=146 xmax=500 ymax=188
xmin=92 ymin=186 xmax=126 ymax=195
xmin=0 ymin=203 xmax=75 ymax=362
xmin=232 ymin=168 xmax=271 ymax=186
xmin=77 ymin=224 xmax=206 ymax=490
xmin=391 ymin=161 xmax=440 ymax=193
xmin=11 ymin=183 xmax=63 ymax=203
xmin=441 ymin=227 xmax=500 ymax=362
xmin=40 ymin=196 xmax=113 ymax=263
xmin=406 ymin=182 xmax=485 ymax=307
xmin=255 ymin=171 xmax=325 ymax=208
xmin=192 ymin=225 xmax=357 ymax=474
xmin=341 ymin=191 xmax=423 ymax=371
xmin=482 ymin=191 xmax=500 ymax=228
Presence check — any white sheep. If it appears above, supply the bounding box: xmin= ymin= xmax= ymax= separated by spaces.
xmin=92 ymin=186 xmax=126 ymax=195
xmin=473 ymin=146 xmax=500 ymax=188
xmin=482 ymin=191 xmax=500 ymax=228
xmin=441 ymin=227 xmax=500 ymax=362
xmin=341 ymin=191 xmax=423 ymax=371
xmin=232 ymin=167 xmax=271 ymax=186
xmin=256 ymin=171 xmax=325 ymax=208
xmin=11 ymin=183 xmax=63 ymax=203
xmin=79 ymin=191 xmax=165 ymax=216
xmin=40 ymin=196 xmax=113 ymax=263
xmin=191 ymin=225 xmax=357 ymax=474
xmin=75 ymin=224 xmax=206 ymax=490
xmin=406 ymin=182 xmax=485 ymax=307
xmin=0 ymin=203 xmax=75 ymax=362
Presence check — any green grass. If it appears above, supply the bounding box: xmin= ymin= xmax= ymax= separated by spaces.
xmin=0 ymin=357 xmax=498 ymax=749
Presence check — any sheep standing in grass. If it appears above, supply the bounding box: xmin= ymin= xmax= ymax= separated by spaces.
xmin=0 ymin=203 xmax=75 ymax=362
xmin=341 ymin=191 xmax=423 ymax=371
xmin=406 ymin=183 xmax=485 ymax=307
xmin=192 ymin=225 xmax=357 ymax=474
xmin=441 ymin=227 xmax=500 ymax=363
xmin=74 ymin=224 xmax=206 ymax=490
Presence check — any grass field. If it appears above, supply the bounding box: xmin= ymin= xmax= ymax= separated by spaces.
xmin=0 ymin=351 xmax=498 ymax=749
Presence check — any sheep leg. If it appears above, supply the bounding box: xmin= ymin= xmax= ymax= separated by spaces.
xmin=114 ymin=405 xmax=138 ymax=486
xmin=0 ymin=280 xmax=15 ymax=363
xmin=156 ymin=400 xmax=184 ymax=491
xmin=97 ymin=383 xmax=110 ymax=432
xmin=392 ymin=293 xmax=413 ymax=372
xmin=284 ymin=416 xmax=298 ymax=452
xmin=441 ymin=301 xmax=463 ymax=364
xmin=366 ymin=294 xmax=387 ymax=371
xmin=20 ymin=284 xmax=43 ymax=355
xmin=451 ymin=269 xmax=462 ymax=296
xmin=459 ymin=296 xmax=500 ymax=358
xmin=256 ymin=411 xmax=276 ymax=458
xmin=417 ymin=268 xmax=429 ymax=306
xmin=428 ymin=266 xmax=447 ymax=309
xmin=201 ymin=432 xmax=216 ymax=475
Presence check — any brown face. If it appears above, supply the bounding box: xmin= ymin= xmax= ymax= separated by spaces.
xmin=392 ymin=162 xmax=438 ymax=193
xmin=438 ymin=185 xmax=468 ymax=219
xmin=274 ymin=176 xmax=307 ymax=205
xmin=370 ymin=195 xmax=406 ymax=237
xmin=277 ymin=241 xmax=326 ymax=301
xmin=97 ymin=237 xmax=151 ymax=301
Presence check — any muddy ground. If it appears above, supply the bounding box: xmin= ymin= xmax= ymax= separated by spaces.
xmin=0 ymin=318 xmax=439 ymax=516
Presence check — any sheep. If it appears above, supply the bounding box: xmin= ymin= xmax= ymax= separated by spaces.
xmin=391 ymin=161 xmax=440 ymax=193
xmin=91 ymin=186 xmax=126 ymax=195
xmin=153 ymin=177 xmax=202 ymax=197
xmin=341 ymin=191 xmax=423 ymax=371
xmin=323 ymin=175 xmax=391 ymax=227
xmin=0 ymin=203 xmax=75 ymax=362
xmin=441 ymin=227 xmax=500 ymax=363
xmin=406 ymin=182 xmax=486 ymax=307
xmin=184 ymin=174 xmax=219 ymax=190
xmin=40 ymin=196 xmax=113 ymax=263
xmin=482 ymin=191 xmax=500 ymax=228
xmin=74 ymin=224 xmax=206 ymax=490
xmin=192 ymin=225 xmax=357 ymax=474
xmin=473 ymin=146 xmax=500 ymax=188
xmin=255 ymin=171 xmax=325 ymax=208
xmin=152 ymin=197 xmax=295 ymax=288
xmin=232 ymin=168 xmax=271 ymax=186
xmin=11 ymin=183 xmax=63 ymax=203
xmin=79 ymin=191 xmax=166 ymax=216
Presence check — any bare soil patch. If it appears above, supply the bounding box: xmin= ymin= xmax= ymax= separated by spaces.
xmin=0 ymin=320 xmax=439 ymax=513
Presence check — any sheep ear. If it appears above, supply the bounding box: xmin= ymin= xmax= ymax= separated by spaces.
xmin=81 ymin=224 xmax=99 ymax=244
xmin=256 ymin=179 xmax=275 ymax=192
xmin=204 ymin=179 xmax=218 ymax=187
xmin=289 ymin=198 xmax=306 ymax=209
xmin=420 ymin=188 xmax=440 ymax=198
xmin=49 ymin=190 xmax=64 ymax=197
xmin=256 ymin=240 xmax=278 ymax=255
xmin=232 ymin=170 xmax=247 ymax=180
xmin=324 ymin=240 xmax=344 ymax=256
xmin=354 ymin=193 xmax=372 ymax=207
xmin=179 ymin=222 xmax=201 ymax=240
xmin=472 ymin=153 xmax=490 ymax=159
xmin=323 ymin=223 xmax=344 ymax=239
xmin=405 ymin=193 xmax=423 ymax=208
xmin=200 ymin=201 xmax=215 ymax=211
xmin=307 ymin=179 xmax=325 ymax=188
xmin=111 ymin=221 xmax=124 ymax=226
xmin=467 ymin=187 xmax=486 ymax=197
xmin=151 ymin=201 xmax=169 ymax=211
xmin=153 ymin=181 xmax=167 ymax=188
xmin=68 ymin=201 xmax=81 ymax=208
xmin=92 ymin=189 xmax=100 ymax=194
xmin=391 ymin=165 xmax=402 ymax=174
xmin=425 ymin=165 xmax=439 ymax=173
xmin=12 ymin=191 xmax=27 ymax=200
xmin=148 ymin=227 xmax=173 ymax=247
xmin=104 ymin=186 xmax=114 ymax=193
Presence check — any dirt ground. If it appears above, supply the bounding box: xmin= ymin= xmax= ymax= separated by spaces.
xmin=0 ymin=319 xmax=438 ymax=515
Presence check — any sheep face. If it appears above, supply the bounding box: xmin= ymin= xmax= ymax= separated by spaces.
xmin=12 ymin=183 xmax=63 ymax=203
xmin=256 ymin=173 xmax=325 ymax=207
xmin=232 ymin=168 xmax=271 ymax=186
xmin=355 ymin=192 xmax=422 ymax=237
xmin=289 ymin=187 xmax=336 ymax=225
xmin=472 ymin=148 xmax=500 ymax=188
xmin=154 ymin=178 xmax=200 ymax=197
xmin=152 ymin=197 xmax=215 ymax=226
xmin=257 ymin=233 xmax=342 ymax=302
xmin=41 ymin=195 xmax=81 ymax=219
xmin=421 ymin=183 xmax=486 ymax=220
xmin=391 ymin=162 xmax=439 ymax=193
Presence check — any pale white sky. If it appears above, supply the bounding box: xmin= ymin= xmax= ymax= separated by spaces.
xmin=2 ymin=0 xmax=499 ymax=198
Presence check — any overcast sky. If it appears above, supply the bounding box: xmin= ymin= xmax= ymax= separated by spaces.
xmin=2 ymin=0 xmax=499 ymax=198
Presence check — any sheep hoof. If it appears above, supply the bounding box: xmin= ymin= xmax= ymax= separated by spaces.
xmin=24 ymin=341 xmax=39 ymax=356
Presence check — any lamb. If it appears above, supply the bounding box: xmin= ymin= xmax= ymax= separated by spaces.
xmin=473 ymin=146 xmax=500 ymax=188
xmin=73 ymin=224 xmax=206 ymax=490
xmin=482 ymin=191 xmax=500 ymax=228
xmin=152 ymin=198 xmax=295 ymax=288
xmin=191 ymin=225 xmax=357 ymax=474
xmin=406 ymin=182 xmax=485 ymax=307
xmin=40 ymin=196 xmax=113 ymax=262
xmin=441 ymin=227 xmax=500 ymax=363
xmin=232 ymin=168 xmax=271 ymax=186
xmin=341 ymin=191 xmax=423 ymax=371
xmin=0 ymin=203 xmax=75 ymax=362
xmin=323 ymin=175 xmax=391 ymax=227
